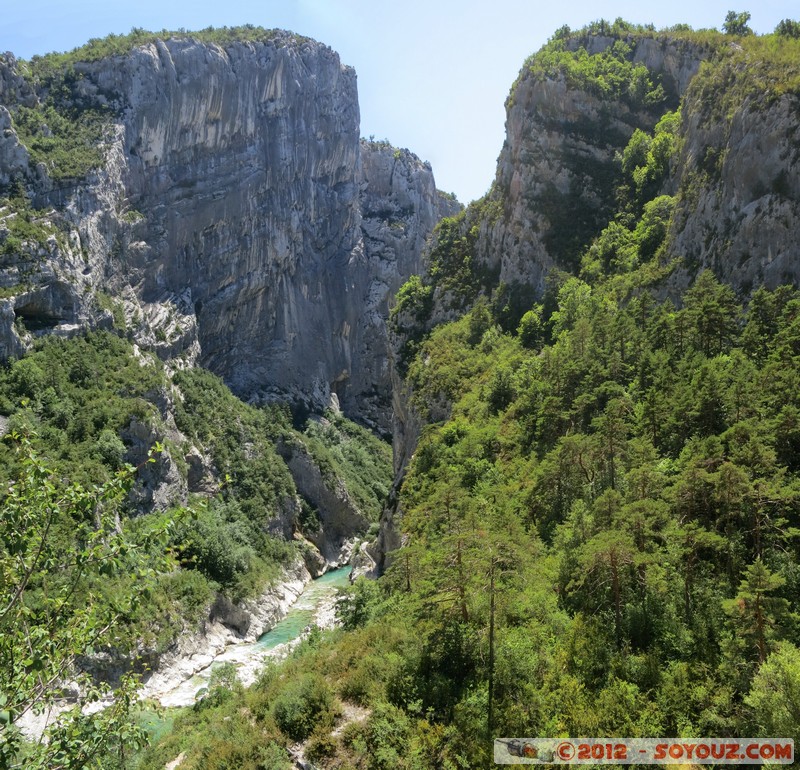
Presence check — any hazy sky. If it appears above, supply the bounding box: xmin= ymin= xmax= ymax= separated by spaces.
xmin=2 ymin=0 xmax=798 ymax=202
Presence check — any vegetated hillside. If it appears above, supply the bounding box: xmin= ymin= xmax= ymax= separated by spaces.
xmin=127 ymin=19 xmax=800 ymax=770
xmin=139 ymin=280 xmax=800 ymax=770
xmin=4 ymin=16 xmax=800 ymax=770
xmin=0 ymin=329 xmax=393 ymax=581
xmin=0 ymin=329 xmax=393 ymax=767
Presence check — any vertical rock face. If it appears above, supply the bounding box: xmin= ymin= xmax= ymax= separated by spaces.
xmin=352 ymin=143 xmax=460 ymax=431
xmin=427 ymin=31 xmax=800 ymax=314
xmin=480 ymin=35 xmax=702 ymax=293
xmin=667 ymin=75 xmax=800 ymax=294
xmin=104 ymin=36 xmax=363 ymax=410
xmin=0 ymin=33 xmax=455 ymax=431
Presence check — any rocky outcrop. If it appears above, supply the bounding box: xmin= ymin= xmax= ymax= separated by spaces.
xmin=349 ymin=142 xmax=459 ymax=431
xmin=376 ymin=30 xmax=800 ymax=572
xmin=425 ymin=32 xmax=799 ymax=316
xmin=0 ymin=107 xmax=30 ymax=188
xmin=477 ymin=34 xmax=702 ymax=294
xmin=278 ymin=434 xmax=369 ymax=564
xmin=18 ymin=558 xmax=313 ymax=735
xmin=474 ymin=31 xmax=800 ymax=301
xmin=666 ymin=67 xmax=800 ymax=294
xmin=0 ymin=54 xmax=35 ymax=108
xmin=0 ymin=298 xmax=26 ymax=359
xmin=0 ymin=34 xmax=455 ymax=434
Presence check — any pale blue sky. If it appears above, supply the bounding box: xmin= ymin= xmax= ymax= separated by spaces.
xmin=2 ymin=0 xmax=797 ymax=202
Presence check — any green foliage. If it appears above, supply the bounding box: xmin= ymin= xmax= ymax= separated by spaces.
xmin=24 ymin=26 xmax=306 ymax=78
xmin=618 ymin=109 xmax=681 ymax=211
xmin=0 ymin=436 xmax=173 ymax=768
xmin=745 ymin=641 xmax=800 ymax=743
xmin=12 ymin=104 xmax=106 ymax=181
xmin=527 ymin=36 xmax=666 ymax=108
xmin=272 ymin=673 xmax=336 ymax=741
xmin=0 ymin=188 xmax=66 ymax=256
xmin=361 ymin=702 xmax=411 ymax=770
xmin=517 ymin=305 xmax=544 ymax=349
xmin=391 ymin=275 xmax=435 ymax=374
xmin=683 ymin=269 xmax=740 ymax=356
xmin=0 ymin=331 xmax=164 ymax=488
xmin=0 ymin=331 xmax=308 ymax=730
xmin=723 ymin=558 xmax=791 ymax=662
xmin=723 ymin=10 xmax=753 ymax=36
xmin=93 ymin=291 xmax=127 ymax=330
xmin=300 ymin=412 xmax=392 ymax=523
xmin=336 ymin=577 xmax=384 ymax=631
xmin=776 ymin=18 xmax=800 ymax=38
xmin=426 ymin=196 xmax=501 ymax=310
xmin=195 ymin=661 xmax=244 ymax=710
xmin=392 ymin=274 xmax=433 ymax=324
xmin=173 ymin=368 xmax=295 ymax=526
xmin=365 ymin=271 xmax=800 ymax=765
xmin=22 ymin=17 xmax=800 ymax=770
xmin=427 ymin=212 xmax=480 ymax=306
xmin=681 ymin=33 xmax=800 ymax=136
xmin=171 ymin=499 xmax=292 ymax=600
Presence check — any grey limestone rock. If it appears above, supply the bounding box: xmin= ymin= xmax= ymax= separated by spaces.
xmin=278 ymin=433 xmax=370 ymax=563
xmin=667 ymin=86 xmax=800 ymax=294
xmin=482 ymin=35 xmax=702 ymax=294
xmin=0 ymin=34 xmax=456 ymax=435
xmin=0 ymin=106 xmax=30 ymax=187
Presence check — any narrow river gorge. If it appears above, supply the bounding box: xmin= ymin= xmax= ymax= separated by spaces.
xmin=146 ymin=567 xmax=353 ymax=709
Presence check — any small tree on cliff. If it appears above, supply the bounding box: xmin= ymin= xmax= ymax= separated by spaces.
xmin=723 ymin=10 xmax=753 ymax=36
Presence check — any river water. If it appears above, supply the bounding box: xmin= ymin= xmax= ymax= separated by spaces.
xmin=155 ymin=566 xmax=352 ymax=708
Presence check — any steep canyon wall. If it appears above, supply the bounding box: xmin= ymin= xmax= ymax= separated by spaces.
xmin=0 ymin=34 xmax=458 ymax=433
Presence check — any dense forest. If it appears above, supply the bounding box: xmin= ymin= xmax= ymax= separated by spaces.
xmin=131 ymin=272 xmax=800 ymax=769
xmin=0 ymin=332 xmax=392 ymax=768
xmin=2 ymin=13 xmax=800 ymax=770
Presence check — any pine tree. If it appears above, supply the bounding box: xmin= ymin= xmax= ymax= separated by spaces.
xmin=723 ymin=559 xmax=790 ymax=662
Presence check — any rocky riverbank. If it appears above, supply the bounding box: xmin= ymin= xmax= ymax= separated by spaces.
xmin=138 ymin=558 xmax=313 ymax=706
xmin=16 ymin=558 xmax=317 ymax=737
xmin=149 ymin=566 xmax=351 ymax=708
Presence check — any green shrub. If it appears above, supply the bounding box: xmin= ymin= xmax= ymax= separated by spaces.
xmin=272 ymin=673 xmax=336 ymax=741
xmin=13 ymin=105 xmax=105 ymax=181
xmin=518 ymin=306 xmax=544 ymax=349
xmin=723 ymin=10 xmax=753 ymax=36
xmin=160 ymin=568 xmax=214 ymax=624
xmin=528 ymin=36 xmax=666 ymax=108
xmin=173 ymin=368 xmax=296 ymax=524
xmin=94 ymin=427 xmax=127 ymax=469
xmin=776 ymin=19 xmax=800 ymax=37
xmin=392 ymin=275 xmax=433 ymax=323
xmin=362 ymin=702 xmax=411 ymax=770
xmin=305 ymin=726 xmax=338 ymax=763
xmin=336 ymin=578 xmax=383 ymax=631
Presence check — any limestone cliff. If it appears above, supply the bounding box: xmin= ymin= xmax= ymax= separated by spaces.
xmin=666 ymin=54 xmax=800 ymax=293
xmin=417 ymin=28 xmax=799 ymax=318
xmin=379 ymin=26 xmax=800 ymax=572
xmin=483 ymin=35 xmax=700 ymax=291
xmin=0 ymin=32 xmax=456 ymax=434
